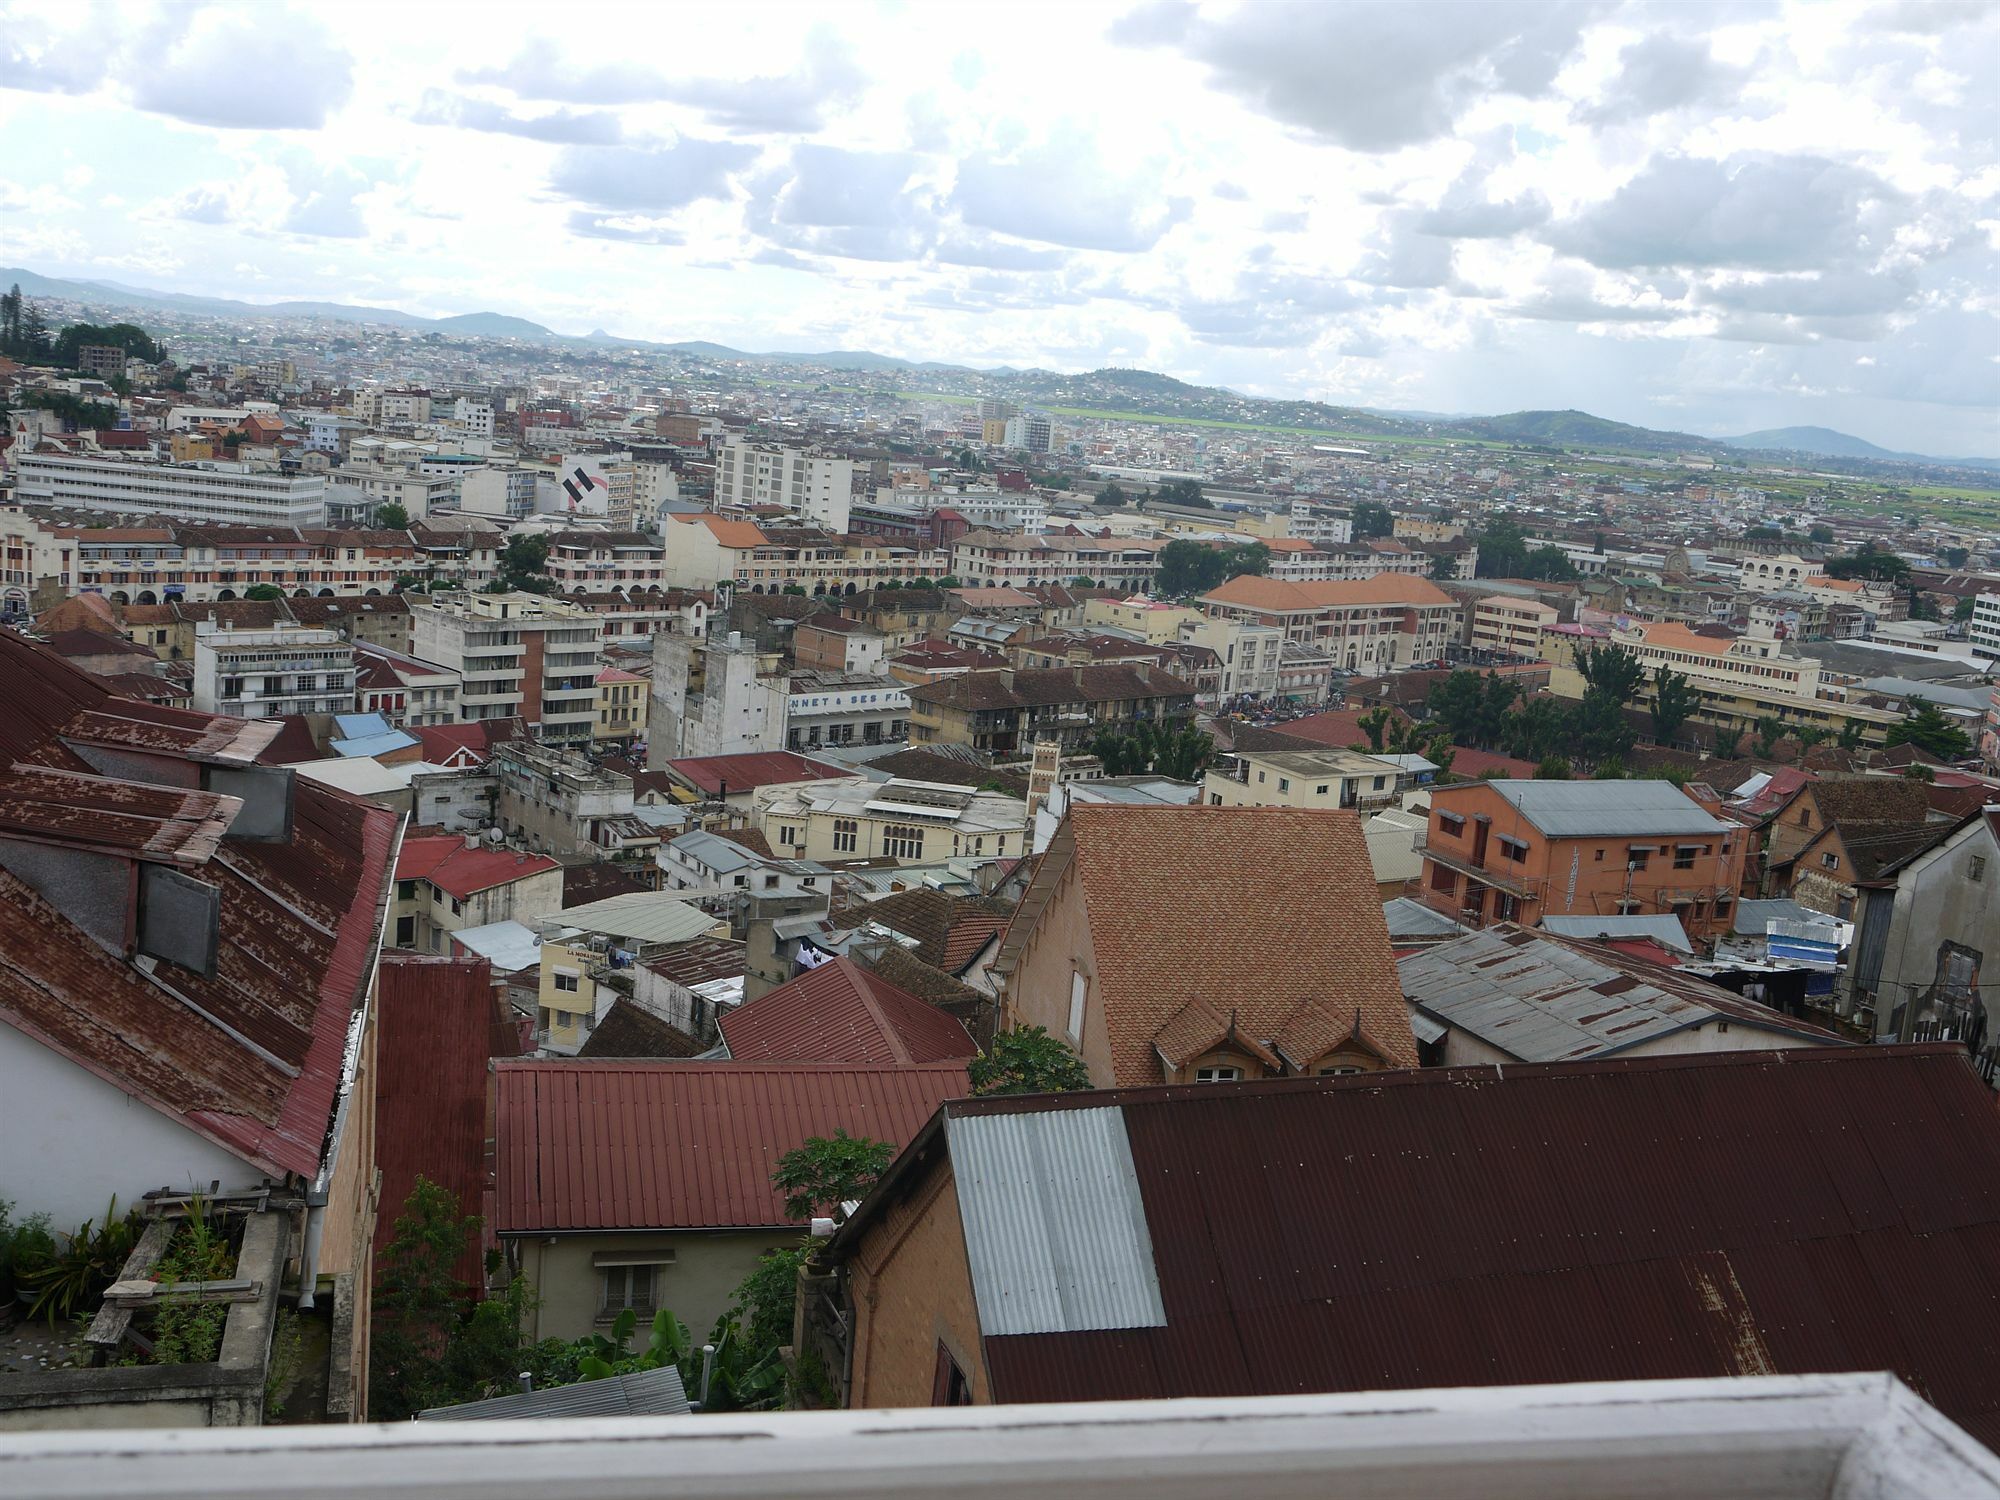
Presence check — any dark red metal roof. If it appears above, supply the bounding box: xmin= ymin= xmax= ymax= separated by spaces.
xmin=493 ymin=1060 xmax=969 ymax=1232
xmin=398 ymin=835 xmax=561 ymax=900
xmin=719 ymin=957 xmax=976 ymax=1066
xmin=374 ymin=955 xmax=505 ymax=1287
xmin=953 ymin=1047 xmax=2000 ymax=1449
xmin=664 ymin=751 xmax=851 ymax=795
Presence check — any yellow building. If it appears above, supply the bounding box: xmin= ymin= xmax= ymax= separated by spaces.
xmin=594 ymin=667 xmax=649 ymax=746
xmin=1202 ymin=748 xmax=1404 ymax=812
xmin=760 ymin=776 xmax=1029 ymax=864
xmin=535 ymin=892 xmax=728 ymax=1053
xmin=1083 ymin=595 xmax=1203 ymax=643
xmin=1470 ymin=595 xmax=1558 ymax=657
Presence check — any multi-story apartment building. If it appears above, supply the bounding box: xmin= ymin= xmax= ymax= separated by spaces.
xmin=332 ymin=462 xmax=459 ymax=521
xmin=713 ymin=438 xmax=854 ymax=531
xmin=947 ymin=531 xmax=1164 ymax=593
xmin=493 ymin=739 xmax=637 ymax=856
xmin=662 ymin=516 xmax=944 ymax=595
xmin=452 ymin=399 xmax=495 ymax=440
xmin=650 ymin=631 xmax=790 ymax=760
xmin=165 ymin=403 xmax=278 ymax=432
xmin=16 ymin=453 xmax=328 ymax=527
xmin=569 ymin=588 xmax=709 ymax=644
xmin=191 ymin=622 xmax=355 ymax=719
xmin=1966 ymin=593 xmax=1999 ymax=664
xmin=1199 ymin=574 xmax=1462 ymax=675
xmin=1415 ymin=779 xmax=1748 ymax=945
xmin=354 ymin=642 xmax=461 ymax=727
xmin=1470 ymin=595 xmax=1558 ymax=657
xmin=906 ymin=663 xmax=1197 ymax=756
xmin=873 ymin=485 xmax=1047 ymax=533
xmin=594 ymin=667 xmax=649 ymax=747
xmin=1177 ymin=616 xmax=1286 ymax=702
xmin=785 ymin=671 xmax=909 ymax=751
xmin=759 ymin=776 xmax=1028 ymax=865
xmin=1203 ymin=748 xmax=1404 ymax=812
xmin=1596 ymin=620 xmax=1900 ymax=746
xmin=409 ymin=591 xmax=602 ymax=744
xmin=542 ymin=530 xmax=668 ymax=593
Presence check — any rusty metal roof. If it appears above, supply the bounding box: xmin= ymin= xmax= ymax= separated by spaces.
xmin=493 ymin=1060 xmax=969 ymax=1232
xmin=892 ymin=1047 xmax=2000 ymax=1450
xmin=0 ymin=764 xmax=240 ymax=864
xmin=719 ymin=958 xmax=976 ymax=1066
xmin=1398 ymin=925 xmax=1845 ymax=1062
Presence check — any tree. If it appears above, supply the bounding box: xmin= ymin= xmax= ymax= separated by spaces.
xmin=1355 ymin=706 xmax=1394 ymax=752
xmin=969 ymin=1026 xmax=1092 ymax=1096
xmin=1754 ymin=715 xmax=1787 ymax=759
xmin=1095 ymin=482 xmax=1130 ymax=509
xmin=369 ymin=1178 xmax=478 ymax=1421
xmin=1744 ymin=525 xmax=1783 ymax=541
xmin=1089 ymin=721 xmax=1213 ymax=780
xmin=771 ymin=1131 xmax=893 ymax=1223
xmin=1808 ymin=524 xmax=1835 ymax=544
xmin=1575 ymin=643 xmax=1645 ymax=707
xmin=1953 ymin=594 xmax=1978 ymax=623
xmin=1572 ymin=692 xmax=1634 ymax=770
xmin=1713 ymin=725 xmax=1745 ymax=759
xmin=1070 ymin=575 xmax=1097 ymax=588
xmin=1428 ymin=550 xmax=1456 ymax=581
xmin=1535 ymin=755 xmax=1572 ymax=779
xmin=51 ymin=320 xmax=163 ymax=369
xmin=243 ymin=584 xmax=285 ymax=602
xmin=1942 ymin=546 xmax=1970 ymax=569
xmin=1838 ymin=719 xmax=1866 ymax=750
xmin=1907 ymin=589 xmax=1941 ymax=623
xmin=496 ymin=532 xmax=553 ymax=593
xmin=1351 ymin=501 xmax=1393 ymax=539
xmin=1158 ymin=478 xmax=1208 ymax=507
xmin=374 ymin=502 xmax=411 ymax=529
xmin=1500 ymin=695 xmax=1572 ymax=763
xmin=1824 ymin=547 xmax=1910 ymax=584
xmin=1886 ymin=698 xmax=1972 ymax=761
xmin=1650 ymin=664 xmax=1698 ymax=747
xmin=1155 ymin=538 xmax=1267 ymax=597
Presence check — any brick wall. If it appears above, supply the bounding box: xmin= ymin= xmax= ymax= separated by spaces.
xmin=848 ymin=1162 xmax=989 ymax=1407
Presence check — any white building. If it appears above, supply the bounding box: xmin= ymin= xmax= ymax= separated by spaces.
xmin=16 ymin=453 xmax=328 ymax=527
xmin=165 ymin=403 xmax=278 ymax=432
xmin=650 ymin=632 xmax=789 ymax=760
xmin=714 ymin=438 xmax=854 ymax=532
xmin=409 ymin=591 xmax=603 ymax=745
xmin=192 ymin=622 xmax=355 ymax=719
xmin=785 ymin=673 xmax=910 ymax=751
xmin=453 ymin=398 xmax=495 ymax=440
xmin=1970 ymin=593 xmax=2000 ymax=664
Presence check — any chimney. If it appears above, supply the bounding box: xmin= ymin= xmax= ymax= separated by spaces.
xmin=464 ymin=831 xmax=481 ymax=850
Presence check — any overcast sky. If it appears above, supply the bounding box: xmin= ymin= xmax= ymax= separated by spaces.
xmin=3 ymin=0 xmax=1996 ymax=453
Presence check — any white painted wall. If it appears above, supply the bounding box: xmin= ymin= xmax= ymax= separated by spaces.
xmin=0 ymin=1024 xmax=254 ymax=1231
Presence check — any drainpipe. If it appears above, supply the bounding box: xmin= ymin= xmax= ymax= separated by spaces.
xmin=302 ymin=811 xmax=409 ymax=1311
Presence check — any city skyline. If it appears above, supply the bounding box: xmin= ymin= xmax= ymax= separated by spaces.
xmin=2 ymin=0 xmax=1996 ymax=454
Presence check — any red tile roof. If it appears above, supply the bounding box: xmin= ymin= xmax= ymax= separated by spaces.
xmin=397 ymin=835 xmax=560 ymax=900
xmin=492 ymin=1060 xmax=969 ymax=1232
xmin=720 ymin=958 xmax=976 ymax=1064
xmin=373 ymin=955 xmax=504 ymax=1287
xmin=664 ymin=751 xmax=852 ymax=795
xmin=1018 ymin=805 xmax=1417 ymax=1085
xmin=1263 ymin=706 xmax=1412 ymax=750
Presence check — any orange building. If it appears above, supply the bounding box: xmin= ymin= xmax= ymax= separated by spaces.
xmin=1416 ymin=779 xmax=1748 ymax=946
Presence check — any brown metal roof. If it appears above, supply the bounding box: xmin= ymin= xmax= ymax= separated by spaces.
xmin=492 ymin=1060 xmax=969 ymax=1232
xmin=0 ymin=764 xmax=239 ymax=864
xmin=719 ymin=957 xmax=976 ymax=1066
xmin=941 ymin=1046 xmax=2000 ymax=1450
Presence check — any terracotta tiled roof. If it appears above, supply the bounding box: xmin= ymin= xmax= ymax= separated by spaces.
xmin=720 ymin=957 xmax=976 ymax=1064
xmin=577 ymin=998 xmax=705 ymax=1059
xmin=679 ymin=514 xmax=770 ymax=549
xmin=834 ymin=886 xmax=1012 ymax=974
xmin=1052 ymin=804 xmax=1417 ymax=1085
xmin=1266 ymin=706 xmax=1412 ymax=750
xmin=492 ymin=1059 xmax=970 ymax=1231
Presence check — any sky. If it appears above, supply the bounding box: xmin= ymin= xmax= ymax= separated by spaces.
xmin=2 ymin=0 xmax=1997 ymax=455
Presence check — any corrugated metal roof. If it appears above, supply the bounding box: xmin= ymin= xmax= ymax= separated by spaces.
xmin=1382 ymin=897 xmax=1471 ymax=940
xmin=944 ymin=1047 xmax=2000 ymax=1450
xmin=374 ymin=955 xmax=500 ymax=1288
xmin=1398 ymin=925 xmax=1841 ymax=1061
xmin=949 ymin=1108 xmax=1165 ymax=1337
xmin=552 ymin=889 xmax=720 ymax=946
xmin=1476 ymin=780 xmax=1735 ymax=837
xmin=719 ymin=957 xmax=975 ymax=1066
xmin=1540 ymin=914 xmax=1694 ymax=954
xmin=494 ymin=1060 xmax=968 ymax=1231
xmin=417 ymin=1365 xmax=689 ymax=1420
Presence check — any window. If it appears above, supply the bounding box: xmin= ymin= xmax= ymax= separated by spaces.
xmin=1497 ymin=835 xmax=1529 ymax=864
xmin=1494 ymin=892 xmax=1520 ymax=921
xmin=932 ymin=1342 xmax=973 ymax=1407
xmin=1628 ymin=849 xmax=1650 ymax=872
xmin=778 ymin=824 xmax=796 ymax=846
xmin=1195 ymin=1065 xmax=1243 ymax=1083
xmin=598 ymin=1264 xmax=658 ymax=1320
xmin=884 ymin=823 xmax=925 ymax=859
xmin=1437 ymin=811 xmax=1466 ymax=835
xmin=1068 ymin=971 xmax=1086 ymax=1040
xmin=1594 ymin=848 xmax=1604 ymax=862
xmin=1278 ymin=777 xmax=1290 ymax=792
xmin=554 ymin=971 xmax=580 ymax=994
xmin=832 ymin=817 xmax=858 ymax=853
xmin=1320 ymin=1065 xmax=1362 ymax=1076
xmin=1821 ymin=851 xmax=1840 ymax=870
xmin=1315 ymin=784 xmax=1330 ymax=795
xmin=396 ymin=879 xmax=417 ymax=900
xmin=1798 ymin=807 xmax=1812 ymax=828
xmin=1972 ymin=856 xmax=1987 ymax=884
xmin=1674 ymin=846 xmax=1698 ymax=870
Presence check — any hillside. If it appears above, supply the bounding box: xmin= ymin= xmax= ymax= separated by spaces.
xmin=1470 ymin=409 xmax=1720 ymax=454
xmin=1722 ymin=427 xmax=1900 ymax=460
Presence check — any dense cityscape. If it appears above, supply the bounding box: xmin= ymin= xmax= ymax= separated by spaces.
xmin=1 ymin=1 xmax=1997 ymax=1495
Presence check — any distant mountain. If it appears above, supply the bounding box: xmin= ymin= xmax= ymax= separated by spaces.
xmin=0 ymin=267 xmax=546 ymax=339
xmin=1469 ymin=409 xmax=1720 ymax=454
xmin=1723 ymin=427 xmax=1901 ymax=460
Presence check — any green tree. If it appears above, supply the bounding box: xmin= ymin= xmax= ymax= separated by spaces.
xmin=373 ymin=502 xmax=411 ymax=529
xmin=1650 ymin=664 xmax=1698 ymax=746
xmin=1351 ymin=501 xmax=1393 ymax=539
xmin=1824 ymin=546 xmax=1910 ymax=584
xmin=1744 ymin=525 xmax=1783 ymax=541
xmin=23 ymin=389 xmax=118 ymax=430
xmin=1158 ymin=477 xmax=1208 ymax=507
xmin=1953 ymin=595 xmax=1977 ymax=623
xmin=1808 ymin=524 xmax=1835 ymax=544
xmin=1838 ymin=719 xmax=1866 ymax=750
xmin=369 ymin=1177 xmax=477 ymax=1421
xmin=51 ymin=320 xmax=163 ymax=369
xmin=1572 ymin=692 xmax=1634 ymax=770
xmin=1428 ymin=550 xmax=1456 ymax=581
xmin=1154 ymin=538 xmax=1267 ymax=597
xmin=496 ymin=532 xmax=553 ymax=593
xmin=1907 ymin=589 xmax=1940 ymax=622
xmin=1535 ymin=755 xmax=1572 ymax=779
xmin=1500 ymin=696 xmax=1572 ymax=763
xmin=1355 ymin=706 xmax=1394 ymax=752
xmin=1094 ymin=482 xmax=1129 ymax=509
xmin=1069 ymin=575 xmax=1097 ymax=588
xmin=1575 ymin=643 xmax=1645 ymax=707
xmin=1886 ymin=698 xmax=1972 ymax=760
xmin=1941 ymin=546 xmax=1970 ymax=569
xmin=771 ymin=1131 xmax=894 ymax=1223
xmin=1754 ymin=715 xmax=1787 ymax=759
xmin=969 ymin=1025 xmax=1093 ymax=1096
xmin=1713 ymin=725 xmax=1745 ymax=759
xmin=243 ymin=584 xmax=285 ymax=602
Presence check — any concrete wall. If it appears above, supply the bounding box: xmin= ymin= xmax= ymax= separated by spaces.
xmin=518 ymin=1228 xmax=799 ymax=1345
xmin=1001 ymin=856 xmax=1119 ymax=1087
xmin=0 ymin=1024 xmax=252 ymax=1230
xmin=848 ymin=1163 xmax=990 ymax=1408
